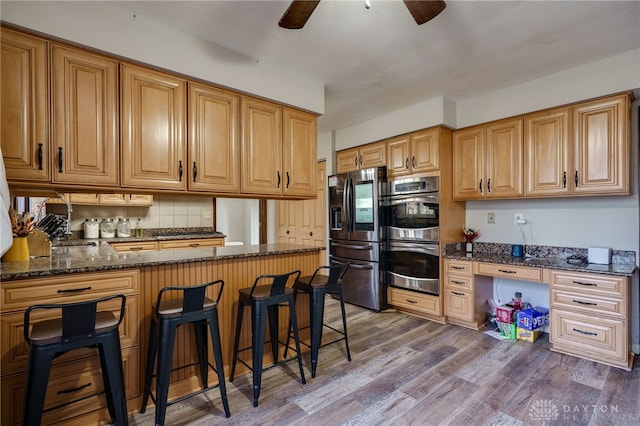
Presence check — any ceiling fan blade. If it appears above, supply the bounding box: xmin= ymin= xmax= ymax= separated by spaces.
xmin=279 ymin=0 xmax=321 ymax=29
xmin=403 ymin=0 xmax=446 ymax=25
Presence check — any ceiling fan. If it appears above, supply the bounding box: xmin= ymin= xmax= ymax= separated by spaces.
xmin=279 ymin=0 xmax=446 ymax=29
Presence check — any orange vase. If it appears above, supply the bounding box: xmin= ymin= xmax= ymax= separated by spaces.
xmin=2 ymin=237 xmax=30 ymax=262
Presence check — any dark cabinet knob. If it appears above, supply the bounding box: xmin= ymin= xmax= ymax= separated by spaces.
xmin=310 ymin=232 xmax=313 ymax=236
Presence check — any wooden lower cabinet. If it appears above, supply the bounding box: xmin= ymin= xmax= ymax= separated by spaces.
xmin=0 ymin=270 xmax=140 ymax=425
xmin=110 ymin=241 xmax=159 ymax=252
xmin=157 ymin=237 xmax=224 ymax=250
xmin=388 ymin=287 xmax=441 ymax=319
xmin=443 ymin=259 xmax=492 ymax=330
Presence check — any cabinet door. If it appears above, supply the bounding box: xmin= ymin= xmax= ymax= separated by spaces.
xmin=241 ymin=97 xmax=282 ymax=195
xmin=0 ymin=28 xmax=49 ymax=181
xmin=301 ymin=161 xmax=326 ymax=247
xmin=121 ymin=63 xmax=186 ymax=190
xmin=485 ymin=117 xmax=523 ymax=198
xmin=336 ymin=148 xmax=359 ymax=173
xmin=51 ymin=44 xmax=118 ymax=186
xmin=97 ymin=194 xmax=126 ymax=204
xmin=386 ymin=135 xmax=411 ymax=178
xmin=411 ymin=128 xmax=440 ymax=173
xmin=452 ymin=126 xmax=484 ymax=200
xmin=360 ymin=141 xmax=387 ymax=169
xmin=188 ymin=82 xmax=240 ymax=193
xmin=126 ymin=194 xmax=153 ymax=205
xmin=524 ymin=107 xmax=571 ymax=196
xmin=572 ymin=94 xmax=630 ymax=195
xmin=282 ymin=107 xmax=317 ymax=197
xmin=276 ymin=199 xmax=299 ymax=244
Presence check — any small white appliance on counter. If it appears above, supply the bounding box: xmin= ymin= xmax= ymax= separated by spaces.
xmin=588 ymin=246 xmax=611 ymax=264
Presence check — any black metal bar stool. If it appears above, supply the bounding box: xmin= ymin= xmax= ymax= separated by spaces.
xmin=285 ymin=263 xmax=351 ymax=378
xmin=140 ymin=280 xmax=230 ymax=425
xmin=22 ymin=294 xmax=128 ymax=426
xmin=229 ymin=270 xmax=306 ymax=407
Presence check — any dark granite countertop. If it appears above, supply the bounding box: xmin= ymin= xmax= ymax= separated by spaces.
xmin=444 ymin=242 xmax=637 ymax=277
xmin=54 ymin=229 xmax=226 ymax=246
xmin=1 ymin=242 xmax=324 ymax=281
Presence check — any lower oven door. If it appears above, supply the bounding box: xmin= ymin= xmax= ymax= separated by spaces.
xmin=385 ymin=241 xmax=440 ymax=295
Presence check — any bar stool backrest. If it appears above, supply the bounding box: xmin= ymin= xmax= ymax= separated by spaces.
xmin=154 ymin=280 xmax=224 ymax=316
xmin=24 ymin=294 xmax=126 ymax=344
xmin=249 ymin=270 xmax=301 ymax=297
xmin=310 ymin=263 xmax=350 ymax=290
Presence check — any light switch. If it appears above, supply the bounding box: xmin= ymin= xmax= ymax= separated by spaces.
xmin=202 ymin=210 xmax=212 ymax=219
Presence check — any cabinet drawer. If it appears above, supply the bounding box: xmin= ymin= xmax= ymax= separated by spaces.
xmin=110 ymin=241 xmax=159 ymax=252
xmin=1 ymin=295 xmax=138 ymax=376
xmin=444 ymin=259 xmax=473 ymax=277
xmin=551 ymin=290 xmax=625 ymax=318
xmin=444 ymin=274 xmax=472 ymax=290
xmin=549 ymin=271 xmax=626 ymax=299
xmin=475 ymin=262 xmax=543 ymax=282
xmin=1 ymin=270 xmax=139 ymax=311
xmin=444 ymin=289 xmax=474 ymax=322
xmin=388 ymin=287 xmax=440 ymax=316
xmin=550 ymin=309 xmax=626 ymax=363
xmin=1 ymin=346 xmax=139 ymax=426
xmin=158 ymin=238 xmax=224 ymax=250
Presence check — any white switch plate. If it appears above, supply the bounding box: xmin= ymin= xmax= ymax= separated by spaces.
xmin=514 ymin=213 xmax=524 ymax=224
xmin=202 ymin=210 xmax=212 ymax=219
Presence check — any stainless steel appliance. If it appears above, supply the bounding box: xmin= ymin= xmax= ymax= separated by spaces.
xmin=383 ymin=176 xmax=440 ymax=295
xmin=328 ymin=167 xmax=386 ymax=311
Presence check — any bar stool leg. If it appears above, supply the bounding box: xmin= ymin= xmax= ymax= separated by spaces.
xmin=339 ymin=287 xmax=352 ymax=361
xmin=140 ymin=317 xmax=159 ymax=413
xmin=288 ymin=297 xmax=307 ymax=385
xmin=310 ymin=288 xmax=326 ymax=378
xmin=267 ymin=304 xmax=279 ymax=364
xmin=98 ymin=332 xmax=128 ymax=425
xmin=23 ymin=347 xmax=52 ymax=426
xmin=283 ymin=288 xmax=298 ymax=359
xmin=229 ymin=302 xmax=245 ymax=382
xmin=207 ymin=311 xmax=231 ymax=418
xmin=155 ymin=321 xmax=177 ymax=426
xmin=193 ymin=319 xmax=209 ymax=387
xmin=251 ymin=302 xmax=267 ymax=407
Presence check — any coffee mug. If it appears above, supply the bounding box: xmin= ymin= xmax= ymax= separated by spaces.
xmin=511 ymin=244 xmax=524 ymax=257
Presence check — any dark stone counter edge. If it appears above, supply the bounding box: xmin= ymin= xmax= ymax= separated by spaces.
xmin=1 ymin=245 xmax=325 ymax=282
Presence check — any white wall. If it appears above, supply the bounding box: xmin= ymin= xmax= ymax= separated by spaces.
xmin=216 ymin=198 xmax=257 ymax=245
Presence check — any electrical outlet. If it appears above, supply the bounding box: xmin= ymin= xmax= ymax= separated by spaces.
xmin=514 ymin=213 xmax=524 ymax=224
xmin=487 ymin=212 xmax=495 ymax=223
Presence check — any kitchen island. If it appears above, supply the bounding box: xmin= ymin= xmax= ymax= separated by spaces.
xmin=1 ymin=243 xmax=324 ymax=425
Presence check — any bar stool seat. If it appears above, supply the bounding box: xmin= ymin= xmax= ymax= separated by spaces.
xmin=229 ymin=270 xmax=306 ymax=407
xmin=285 ymin=263 xmax=351 ymax=378
xmin=22 ymin=294 xmax=128 ymax=426
xmin=140 ymin=280 xmax=230 ymax=425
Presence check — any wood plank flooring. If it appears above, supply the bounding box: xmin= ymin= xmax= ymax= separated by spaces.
xmin=128 ymin=298 xmax=639 ymax=426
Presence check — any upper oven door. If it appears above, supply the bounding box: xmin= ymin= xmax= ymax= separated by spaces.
xmin=384 ymin=194 xmax=439 ymax=242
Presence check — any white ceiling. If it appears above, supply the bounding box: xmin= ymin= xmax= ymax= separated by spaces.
xmin=113 ymin=0 xmax=640 ymax=134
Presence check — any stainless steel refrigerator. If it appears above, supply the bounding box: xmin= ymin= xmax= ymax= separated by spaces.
xmin=328 ymin=166 xmax=387 ymax=311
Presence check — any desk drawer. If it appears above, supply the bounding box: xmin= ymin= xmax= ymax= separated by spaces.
xmin=110 ymin=241 xmax=159 ymax=252
xmin=550 ymin=309 xmax=626 ymax=363
xmin=444 ymin=289 xmax=474 ymax=322
xmin=551 ymin=290 xmax=625 ymax=318
xmin=388 ymin=287 xmax=440 ymax=316
xmin=549 ymin=271 xmax=627 ymax=299
xmin=475 ymin=263 xmax=543 ymax=282
xmin=444 ymin=274 xmax=473 ymax=290
xmin=444 ymin=259 xmax=473 ymax=277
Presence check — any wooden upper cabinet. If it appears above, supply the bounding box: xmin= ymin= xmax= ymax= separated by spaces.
xmin=387 ymin=128 xmax=440 ymax=178
xmin=241 ymin=97 xmax=283 ymax=196
xmin=120 ymin=63 xmax=186 ymax=191
xmin=524 ymin=107 xmax=571 ymax=196
xmin=282 ymin=107 xmax=317 ymax=197
xmin=337 ymin=141 xmax=386 ymax=173
xmin=453 ymin=118 xmax=522 ymax=200
xmin=188 ymin=81 xmax=239 ymax=193
xmin=0 ymin=28 xmax=49 ymax=182
xmin=51 ymin=44 xmax=118 ymax=186
xmin=572 ymin=93 xmax=630 ymax=195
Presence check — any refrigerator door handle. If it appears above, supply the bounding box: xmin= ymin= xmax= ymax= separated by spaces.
xmin=348 ymin=262 xmax=374 ymax=270
xmin=345 ymin=178 xmax=352 ymax=233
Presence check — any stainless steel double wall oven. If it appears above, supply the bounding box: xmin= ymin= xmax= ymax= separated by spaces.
xmin=382 ymin=176 xmax=441 ymax=295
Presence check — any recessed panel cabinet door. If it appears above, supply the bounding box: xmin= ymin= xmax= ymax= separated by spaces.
xmin=121 ymin=63 xmax=186 ymax=191
xmin=51 ymin=44 xmax=118 ymax=186
xmin=283 ymin=107 xmax=316 ymax=197
xmin=188 ymin=82 xmax=239 ymax=193
xmin=241 ymin=97 xmax=282 ymax=196
xmin=485 ymin=117 xmax=523 ymax=198
xmin=386 ymin=135 xmax=411 ymax=178
xmin=410 ymin=128 xmax=440 ymax=174
xmin=452 ymin=126 xmax=484 ymax=200
xmin=0 ymin=28 xmax=49 ymax=181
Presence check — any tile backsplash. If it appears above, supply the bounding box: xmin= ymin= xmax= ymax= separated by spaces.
xmin=48 ymin=195 xmax=214 ymax=232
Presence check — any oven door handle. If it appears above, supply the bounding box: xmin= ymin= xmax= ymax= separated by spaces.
xmin=387 ymin=243 xmax=439 ymax=256
xmin=348 ymin=262 xmax=374 ymax=270
xmin=332 ymin=242 xmax=373 ymax=251
xmin=388 ymin=195 xmax=439 ymax=206
xmin=389 ymin=226 xmax=439 ymax=233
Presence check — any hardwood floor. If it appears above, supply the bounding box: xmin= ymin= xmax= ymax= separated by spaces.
xmin=129 ymin=298 xmax=639 ymax=426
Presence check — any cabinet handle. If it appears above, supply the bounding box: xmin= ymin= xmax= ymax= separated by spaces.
xmin=286 ymin=230 xmax=290 ymax=234
xmin=572 ymin=299 xmax=597 ymax=306
xmin=57 ymin=382 xmax=92 ymax=395
xmin=498 ymin=269 xmax=517 ymax=274
xmin=37 ymin=143 xmax=43 ymax=170
xmin=129 ymin=247 xmax=144 ymax=251
xmin=572 ymin=328 xmax=597 ymax=336
xmin=412 ymin=156 xmax=416 ymax=168
xmin=57 ymin=287 xmax=92 ymax=293
xmin=358 ymin=154 xmax=363 ymax=167
xmin=405 ymin=158 xmax=409 ymax=169
xmin=479 ymin=179 xmax=483 ymax=193
xmin=193 ymin=161 xmax=197 ymax=181
xmin=562 ymin=171 xmax=567 ymax=188
xmin=487 ymin=178 xmax=491 ymax=193
xmin=277 ymin=171 xmax=281 ymax=188
xmin=405 ymin=299 xmax=418 ymax=304
xmin=451 ymin=266 xmax=465 ymax=270
xmin=310 ymin=231 xmax=313 ymax=236
xmin=57 ymin=147 xmax=63 ymax=173
xmin=452 ymin=280 xmax=466 ymax=285
xmin=452 ymin=291 xmax=465 ymax=296
xmin=286 ymin=171 xmax=290 ymax=188
xmin=189 ymin=243 xmax=200 ymax=247
xmin=573 ymin=280 xmax=597 ymax=287
xmin=179 ymin=160 xmax=183 ymax=181
xmin=354 ymin=156 xmax=358 ymax=167
xmin=574 ymin=170 xmax=579 ymax=187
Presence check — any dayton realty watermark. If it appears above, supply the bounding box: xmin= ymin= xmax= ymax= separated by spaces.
xmin=529 ymin=400 xmax=636 ymax=424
